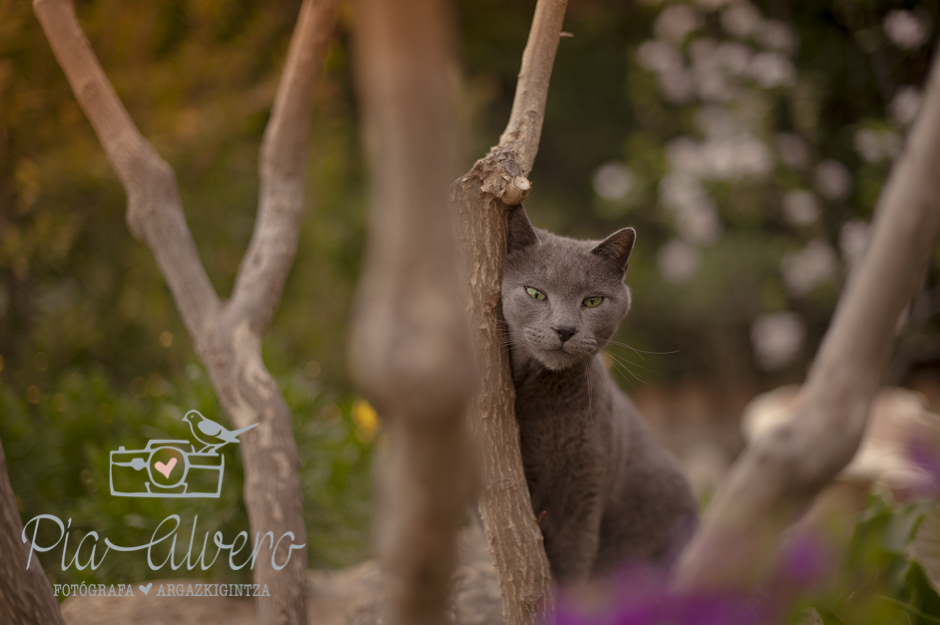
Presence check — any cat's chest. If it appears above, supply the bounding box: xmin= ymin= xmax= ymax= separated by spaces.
xmin=513 ymin=367 xmax=610 ymax=462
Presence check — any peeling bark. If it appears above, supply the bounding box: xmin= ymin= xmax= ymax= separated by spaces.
xmin=450 ymin=1 xmax=569 ymax=623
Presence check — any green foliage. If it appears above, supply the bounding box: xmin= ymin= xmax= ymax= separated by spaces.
xmin=800 ymin=495 xmax=940 ymax=625
xmin=0 ymin=365 xmax=373 ymax=587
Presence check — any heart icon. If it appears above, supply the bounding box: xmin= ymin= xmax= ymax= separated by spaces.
xmin=139 ymin=583 xmax=152 ymax=596
xmin=154 ymin=457 xmax=177 ymax=479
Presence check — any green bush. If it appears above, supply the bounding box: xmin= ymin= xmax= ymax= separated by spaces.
xmin=1 ymin=364 xmax=373 ymax=589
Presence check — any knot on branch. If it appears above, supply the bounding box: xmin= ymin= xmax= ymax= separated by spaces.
xmin=459 ymin=147 xmax=531 ymax=207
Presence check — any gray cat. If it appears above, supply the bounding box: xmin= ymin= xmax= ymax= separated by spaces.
xmin=501 ymin=206 xmax=698 ymax=583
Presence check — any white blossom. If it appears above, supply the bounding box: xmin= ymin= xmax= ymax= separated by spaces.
xmin=748 ymin=52 xmax=796 ymax=88
xmin=675 ymin=202 xmax=723 ymax=245
xmin=814 ymin=159 xmax=852 ymax=201
xmin=888 ymin=86 xmax=922 ymax=127
xmin=695 ymin=69 xmax=735 ymax=103
xmin=659 ymin=170 xmax=723 ymax=245
xmin=694 ymin=0 xmax=734 ymax=10
xmin=854 ymin=128 xmax=901 ymax=162
xmin=781 ymin=239 xmax=839 ymax=297
xmin=658 ymin=67 xmax=696 ymax=103
xmin=654 ymin=5 xmax=704 ymax=43
xmin=637 ymin=40 xmax=682 ymax=74
xmin=695 ymin=106 xmax=739 ymax=138
xmin=660 ymin=172 xmax=709 ymax=211
xmin=721 ymin=2 xmax=762 ymax=38
xmin=717 ymin=42 xmax=754 ymax=76
xmin=883 ymin=10 xmax=929 ymax=50
xmin=593 ymin=162 xmax=634 ymax=201
xmin=782 ymin=190 xmax=820 ymax=227
xmin=700 ymin=135 xmax=774 ymax=180
xmin=658 ymin=239 xmax=702 ymax=284
xmin=665 ymin=136 xmax=774 ymax=181
xmin=666 ymin=137 xmax=704 ymax=174
xmin=751 ymin=311 xmax=805 ymax=371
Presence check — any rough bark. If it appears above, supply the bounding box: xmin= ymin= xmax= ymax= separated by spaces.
xmin=450 ymin=1 xmax=569 ymax=623
xmin=0 ymin=435 xmax=67 ymax=625
xmin=347 ymin=1 xmax=477 ymax=625
xmin=31 ymin=0 xmax=339 ymax=622
xmin=675 ymin=49 xmax=940 ymax=593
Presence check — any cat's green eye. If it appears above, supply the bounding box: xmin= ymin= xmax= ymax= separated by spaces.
xmin=583 ymin=296 xmax=603 ymax=307
xmin=525 ymin=287 xmax=546 ymax=301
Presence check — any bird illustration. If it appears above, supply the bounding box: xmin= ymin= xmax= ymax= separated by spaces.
xmin=182 ymin=410 xmax=258 ymax=453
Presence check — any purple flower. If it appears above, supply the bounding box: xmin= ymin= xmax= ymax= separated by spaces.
xmin=555 ymin=567 xmax=762 ymax=625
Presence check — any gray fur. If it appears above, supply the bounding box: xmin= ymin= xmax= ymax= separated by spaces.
xmin=501 ymin=206 xmax=698 ymax=583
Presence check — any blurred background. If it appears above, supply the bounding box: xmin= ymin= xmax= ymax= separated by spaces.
xmin=3 ymin=0 xmax=940 ymax=619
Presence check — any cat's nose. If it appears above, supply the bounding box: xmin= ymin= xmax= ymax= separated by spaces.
xmin=554 ymin=326 xmax=577 ymax=343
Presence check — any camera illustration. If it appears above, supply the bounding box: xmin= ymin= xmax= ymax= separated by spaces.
xmin=109 ymin=439 xmax=225 ymax=499
xmin=108 ymin=411 xmax=257 ymax=499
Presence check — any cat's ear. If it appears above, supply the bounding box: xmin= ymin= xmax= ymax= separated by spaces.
xmin=591 ymin=227 xmax=636 ymax=272
xmin=507 ymin=205 xmax=539 ymax=253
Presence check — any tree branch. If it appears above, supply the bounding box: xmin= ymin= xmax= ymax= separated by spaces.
xmin=230 ymin=0 xmax=339 ymax=335
xmin=349 ymin=1 xmax=476 ymax=624
xmin=32 ymin=0 xmax=218 ymax=340
xmin=676 ymin=49 xmax=940 ymax=593
xmin=32 ymin=2 xmax=340 ymax=622
xmin=498 ymin=0 xmax=568 ymax=177
xmin=0 ymin=435 xmax=66 ymax=625
xmin=451 ymin=2 xmax=569 ymax=623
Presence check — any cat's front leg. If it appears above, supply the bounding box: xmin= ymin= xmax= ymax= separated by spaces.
xmin=538 ymin=479 xmax=603 ymax=584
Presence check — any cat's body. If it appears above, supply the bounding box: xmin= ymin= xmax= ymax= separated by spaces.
xmin=501 ymin=206 xmax=697 ymax=583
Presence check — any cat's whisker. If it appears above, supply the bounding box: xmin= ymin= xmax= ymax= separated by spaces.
xmin=608 ymin=353 xmax=650 ymax=385
xmin=605 ymin=340 xmax=679 ymax=358
xmin=607 ymin=360 xmax=640 ymax=391
xmin=602 ymin=349 xmax=658 ymax=376
xmin=604 ymin=351 xmax=649 ymax=386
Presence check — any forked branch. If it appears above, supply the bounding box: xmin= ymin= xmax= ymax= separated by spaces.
xmin=676 ymin=49 xmax=940 ymax=593
xmin=32 ymin=0 xmax=339 ymax=622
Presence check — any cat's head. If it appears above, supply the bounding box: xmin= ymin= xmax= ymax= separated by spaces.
xmin=501 ymin=206 xmax=636 ymax=372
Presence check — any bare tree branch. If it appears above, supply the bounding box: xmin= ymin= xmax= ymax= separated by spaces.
xmin=0 ymin=435 xmax=66 ymax=625
xmin=231 ymin=0 xmax=338 ymax=335
xmin=451 ymin=1 xmax=569 ymax=623
xmin=676 ymin=49 xmax=940 ymax=593
xmin=498 ymin=0 xmax=568 ymax=177
xmin=32 ymin=0 xmax=340 ymax=622
xmin=349 ymin=1 xmax=476 ymax=624
xmin=32 ymin=0 xmax=218 ymax=340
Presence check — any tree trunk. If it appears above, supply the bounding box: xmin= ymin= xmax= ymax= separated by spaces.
xmin=450 ymin=1 xmax=569 ymax=623
xmin=0 ymin=435 xmax=67 ymax=625
xmin=348 ymin=1 xmax=476 ymax=625
xmin=676 ymin=48 xmax=940 ymax=594
xmin=31 ymin=0 xmax=339 ymax=622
